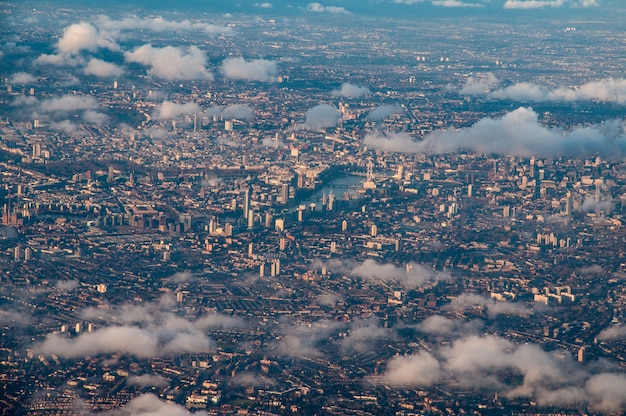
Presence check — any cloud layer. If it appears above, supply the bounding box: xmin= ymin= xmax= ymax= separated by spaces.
xmin=125 ymin=44 xmax=213 ymax=81
xmin=331 ymin=83 xmax=370 ymax=98
xmin=380 ymin=333 xmax=626 ymax=412
xmin=221 ymin=57 xmax=277 ymax=81
xmin=298 ymin=104 xmax=341 ymax=130
xmin=459 ymin=75 xmax=626 ymax=104
xmin=84 ymin=58 xmax=123 ymax=78
xmin=153 ymin=101 xmax=201 ymax=120
xmin=364 ymin=107 xmax=626 ymax=158
xmin=35 ymin=296 xmax=244 ymax=359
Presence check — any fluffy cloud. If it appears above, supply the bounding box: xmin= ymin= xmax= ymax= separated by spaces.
xmin=0 ymin=309 xmax=32 ymax=325
xmin=35 ymin=21 xmax=118 ymax=66
xmin=9 ymin=72 xmax=36 ymax=84
xmin=83 ymin=110 xmax=109 ymax=124
xmin=221 ymin=57 xmax=277 ymax=81
xmin=36 ymin=297 xmax=243 ymax=359
xmin=232 ymin=373 xmax=276 ymax=387
xmin=367 ymin=107 xmax=626 ymax=158
xmin=95 ymin=15 xmax=233 ymax=36
xmin=35 ymin=326 xmax=160 ymax=358
xmin=351 ymin=259 xmax=453 ymax=289
xmin=112 ymin=394 xmax=190 ymax=416
xmin=306 ymin=3 xmax=351 ymax=13
xmin=34 ymin=53 xmax=84 ymax=66
xmin=394 ymin=0 xmax=484 ymax=6
xmin=377 ymin=332 xmax=626 ymax=411
xmin=298 ymin=104 xmax=341 ymax=130
xmin=331 ymin=83 xmax=370 ymax=98
xmin=153 ymin=101 xmax=201 ymax=120
xmin=50 ymin=120 xmax=79 ymax=133
xmin=416 ymin=315 xmax=483 ymax=336
xmin=504 ymin=0 xmax=564 ymax=8
xmin=222 ymin=104 xmax=255 ymax=120
xmin=127 ymin=374 xmax=169 ymax=388
xmin=55 ymin=280 xmax=78 ymax=291
xmin=366 ymin=104 xmax=403 ymax=121
xmin=488 ymin=78 xmax=626 ymax=104
xmin=382 ymin=351 xmax=442 ymax=386
xmin=57 ymin=22 xmax=118 ymax=55
xmin=447 ymin=293 xmax=531 ymax=318
xmin=363 ymin=131 xmax=420 ymax=152
xmin=581 ymin=196 xmax=613 ymax=213
xmin=316 ymin=292 xmax=342 ymax=306
xmin=586 ymin=373 xmax=626 ymax=413
xmin=276 ymin=320 xmax=341 ymax=357
xmin=84 ymin=58 xmax=123 ymax=78
xmin=124 ymin=44 xmax=213 ymax=81
xmin=459 ymin=72 xmax=499 ymax=95
xmin=164 ymin=271 xmax=194 ymax=283
xmin=255 ymin=2 xmax=273 ymax=8
xmin=11 ymin=95 xmax=38 ymax=107
xmin=597 ymin=324 xmax=626 ymax=341
xmin=40 ymin=95 xmax=99 ymax=112
xmin=340 ymin=319 xmax=392 ymax=352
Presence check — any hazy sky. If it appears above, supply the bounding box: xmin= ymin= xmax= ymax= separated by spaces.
xmin=17 ymin=0 xmax=626 ymax=18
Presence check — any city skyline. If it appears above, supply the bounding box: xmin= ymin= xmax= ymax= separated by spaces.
xmin=2 ymin=0 xmax=626 ymax=415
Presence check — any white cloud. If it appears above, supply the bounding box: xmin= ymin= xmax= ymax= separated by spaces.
xmin=382 ymin=351 xmax=442 ymax=386
xmin=50 ymin=120 xmax=79 ymax=133
xmin=586 ymin=373 xmax=626 ymax=413
xmin=598 ymin=324 xmax=626 ymax=341
xmin=351 ymin=259 xmax=453 ymax=289
xmin=366 ymin=104 xmax=403 ymax=121
xmin=340 ymin=319 xmax=392 ymax=352
xmin=394 ymin=0 xmax=484 ymax=6
xmin=83 ymin=110 xmax=109 ymax=124
xmin=306 ymin=3 xmax=351 ymax=13
xmin=447 ymin=293 xmax=531 ymax=318
xmin=164 ymin=271 xmax=194 ymax=283
xmin=298 ymin=104 xmax=341 ymax=130
xmin=9 ymin=72 xmax=36 ymax=84
xmin=36 ymin=297 xmax=243 ymax=359
xmin=35 ymin=326 xmax=160 ymax=358
xmin=153 ymin=101 xmax=201 ymax=120
xmin=416 ymin=315 xmax=483 ymax=335
xmin=369 ymin=107 xmax=626 ymax=158
xmin=375 ymin=331 xmax=626 ymax=411
xmin=276 ymin=320 xmax=341 ymax=357
xmin=55 ymin=280 xmax=78 ymax=291
xmin=34 ymin=53 xmax=84 ymax=66
xmin=459 ymin=73 xmax=499 ymax=95
xmin=95 ymin=15 xmax=233 ymax=36
xmin=255 ymin=3 xmax=273 ymax=8
xmin=84 ymin=58 xmax=123 ymax=78
xmin=113 ymin=394 xmax=190 ymax=416
xmin=432 ymin=0 xmax=484 ymax=6
xmin=488 ymin=78 xmax=626 ymax=104
xmin=127 ymin=374 xmax=169 ymax=388
xmin=363 ymin=130 xmax=421 ymax=153
xmin=40 ymin=95 xmax=99 ymax=112
xmin=331 ymin=83 xmax=370 ymax=98
xmin=232 ymin=373 xmax=276 ymax=387
xmin=58 ymin=22 xmax=108 ymax=54
xmin=11 ymin=95 xmax=38 ymax=107
xmin=220 ymin=57 xmax=277 ymax=81
xmin=124 ymin=44 xmax=213 ymax=81
xmin=222 ymin=104 xmax=255 ymax=120
xmin=504 ymin=0 xmax=565 ymax=8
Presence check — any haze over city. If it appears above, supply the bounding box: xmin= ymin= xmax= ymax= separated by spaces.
xmin=2 ymin=0 xmax=626 ymax=415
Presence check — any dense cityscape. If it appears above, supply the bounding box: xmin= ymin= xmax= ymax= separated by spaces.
xmin=2 ymin=0 xmax=626 ymax=414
